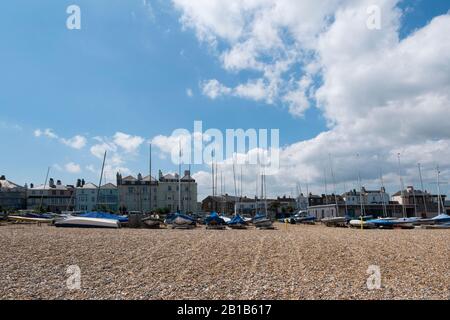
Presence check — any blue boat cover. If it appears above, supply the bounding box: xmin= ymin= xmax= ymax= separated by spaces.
xmin=205 ymin=212 xmax=226 ymax=225
xmin=79 ymin=212 xmax=128 ymax=222
xmin=432 ymin=214 xmax=450 ymax=222
xmin=253 ymin=213 xmax=267 ymax=221
xmin=228 ymin=214 xmax=246 ymax=225
xmin=166 ymin=213 xmax=196 ymax=224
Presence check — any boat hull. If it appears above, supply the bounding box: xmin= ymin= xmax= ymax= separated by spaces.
xmin=55 ymin=217 xmax=120 ymax=229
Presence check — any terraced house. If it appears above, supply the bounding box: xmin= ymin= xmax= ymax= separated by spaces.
xmin=0 ymin=175 xmax=26 ymax=211
xmin=27 ymin=178 xmax=75 ymax=213
xmin=75 ymin=180 xmax=119 ymax=212
xmin=116 ymin=170 xmax=197 ymax=213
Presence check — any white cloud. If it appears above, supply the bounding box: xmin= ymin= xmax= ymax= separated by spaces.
xmin=64 ymin=162 xmax=82 ymax=174
xmin=201 ymin=79 xmax=232 ymax=99
xmin=173 ymin=0 xmax=450 ymax=198
xmin=113 ymin=132 xmax=144 ymax=153
xmin=60 ymin=135 xmax=87 ymax=150
xmin=34 ymin=128 xmax=87 ymax=149
xmin=186 ymin=88 xmax=194 ymax=97
xmin=34 ymin=128 xmax=58 ymax=139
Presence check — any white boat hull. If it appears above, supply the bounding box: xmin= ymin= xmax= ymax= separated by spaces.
xmin=55 ymin=217 xmax=120 ymax=229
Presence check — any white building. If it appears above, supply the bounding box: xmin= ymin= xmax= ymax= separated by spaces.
xmin=343 ymin=187 xmax=390 ymax=206
xmin=76 ymin=182 xmax=119 ymax=212
xmin=116 ymin=170 xmax=197 ymax=213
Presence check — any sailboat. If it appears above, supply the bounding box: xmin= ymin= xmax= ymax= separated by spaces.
xmin=226 ymin=161 xmax=248 ymax=229
xmin=142 ymin=144 xmax=161 ymax=229
xmin=423 ymin=166 xmax=450 ymax=227
xmin=171 ymin=142 xmax=196 ymax=229
xmin=253 ymin=168 xmax=274 ymax=230
xmin=55 ymin=151 xmax=122 ymax=229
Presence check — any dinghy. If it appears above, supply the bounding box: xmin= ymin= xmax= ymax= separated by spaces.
xmin=205 ymin=212 xmax=227 ymax=230
xmin=8 ymin=215 xmax=54 ymax=224
xmin=55 ymin=217 xmax=120 ymax=229
xmin=78 ymin=212 xmax=128 ymax=223
xmin=349 ymin=219 xmax=376 ymax=229
xmin=432 ymin=213 xmax=450 ymax=224
xmin=227 ymin=214 xmax=248 ymax=229
xmin=321 ymin=216 xmax=347 ymax=227
xmin=253 ymin=213 xmax=274 ymax=229
xmin=142 ymin=217 xmax=161 ymax=229
xmin=170 ymin=213 xmax=196 ymax=229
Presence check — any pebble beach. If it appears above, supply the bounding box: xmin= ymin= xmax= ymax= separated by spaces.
xmin=0 ymin=223 xmax=448 ymax=300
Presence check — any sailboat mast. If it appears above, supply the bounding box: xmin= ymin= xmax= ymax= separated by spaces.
xmin=397 ymin=153 xmax=406 ymax=218
xmin=357 ymin=153 xmax=365 ymax=217
xmin=178 ymin=141 xmax=182 ymax=213
xmin=437 ymin=165 xmax=442 ymax=216
xmin=329 ymin=154 xmax=338 ymax=216
xmin=96 ymin=151 xmax=107 ymax=211
xmin=418 ymin=163 xmax=428 ymax=217
xmin=39 ymin=166 xmax=51 ymax=212
xmin=379 ymin=167 xmax=387 ymax=217
xmin=232 ymin=157 xmax=238 ymax=215
xmin=264 ymin=170 xmax=268 ymax=218
xmin=240 ymin=166 xmax=243 ymax=215
xmin=149 ymin=143 xmax=152 ymax=214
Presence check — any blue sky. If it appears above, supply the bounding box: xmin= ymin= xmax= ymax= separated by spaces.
xmin=1 ymin=0 xmax=450 ymax=199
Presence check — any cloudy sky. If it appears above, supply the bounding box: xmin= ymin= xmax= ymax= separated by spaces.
xmin=1 ymin=0 xmax=449 ymax=200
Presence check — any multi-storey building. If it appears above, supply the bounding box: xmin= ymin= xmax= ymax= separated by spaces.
xmin=75 ymin=182 xmax=118 ymax=212
xmin=392 ymin=186 xmax=446 ymax=218
xmin=343 ymin=187 xmax=390 ymax=205
xmin=116 ymin=170 xmax=197 ymax=213
xmin=0 ymin=175 xmax=26 ymax=211
xmin=27 ymin=178 xmax=75 ymax=213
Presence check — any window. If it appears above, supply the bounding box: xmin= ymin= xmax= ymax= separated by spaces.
xmin=168 ymin=186 xmax=172 ymax=191
xmin=128 ymin=187 xmax=134 ymax=194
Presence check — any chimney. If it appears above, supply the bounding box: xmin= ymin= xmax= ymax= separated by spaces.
xmin=159 ymin=170 xmax=163 ymax=180
xmin=184 ymin=170 xmax=190 ymax=177
xmin=57 ymin=180 xmax=62 ymax=186
xmin=49 ymin=178 xmax=55 ymax=188
xmin=81 ymin=179 xmax=85 ymax=186
xmin=76 ymin=179 xmax=81 ymax=188
xmin=138 ymin=173 xmax=143 ymax=181
xmin=30 ymin=183 xmax=34 ymax=189
xmin=0 ymin=175 xmax=5 ymax=180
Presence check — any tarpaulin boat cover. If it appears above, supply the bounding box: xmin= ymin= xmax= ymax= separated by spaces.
xmin=253 ymin=213 xmax=267 ymax=221
xmin=228 ymin=214 xmax=246 ymax=225
xmin=432 ymin=214 xmax=450 ymax=222
xmin=79 ymin=212 xmax=128 ymax=223
xmin=166 ymin=213 xmax=196 ymax=223
xmin=205 ymin=212 xmax=226 ymax=225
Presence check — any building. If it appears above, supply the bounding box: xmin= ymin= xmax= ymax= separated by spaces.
xmin=201 ymin=195 xmax=297 ymax=218
xmin=297 ymin=194 xmax=309 ymax=210
xmin=27 ymin=178 xmax=75 ymax=213
xmin=157 ymin=171 xmax=197 ymax=213
xmin=75 ymin=181 xmax=118 ymax=212
xmin=0 ymin=175 xmax=27 ymax=211
xmin=307 ymin=203 xmax=407 ymax=220
xmin=343 ymin=187 xmax=390 ymax=205
xmin=116 ymin=170 xmax=197 ymax=213
xmin=392 ymin=186 xmax=446 ymax=218
xmin=201 ymin=195 xmax=241 ymax=214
